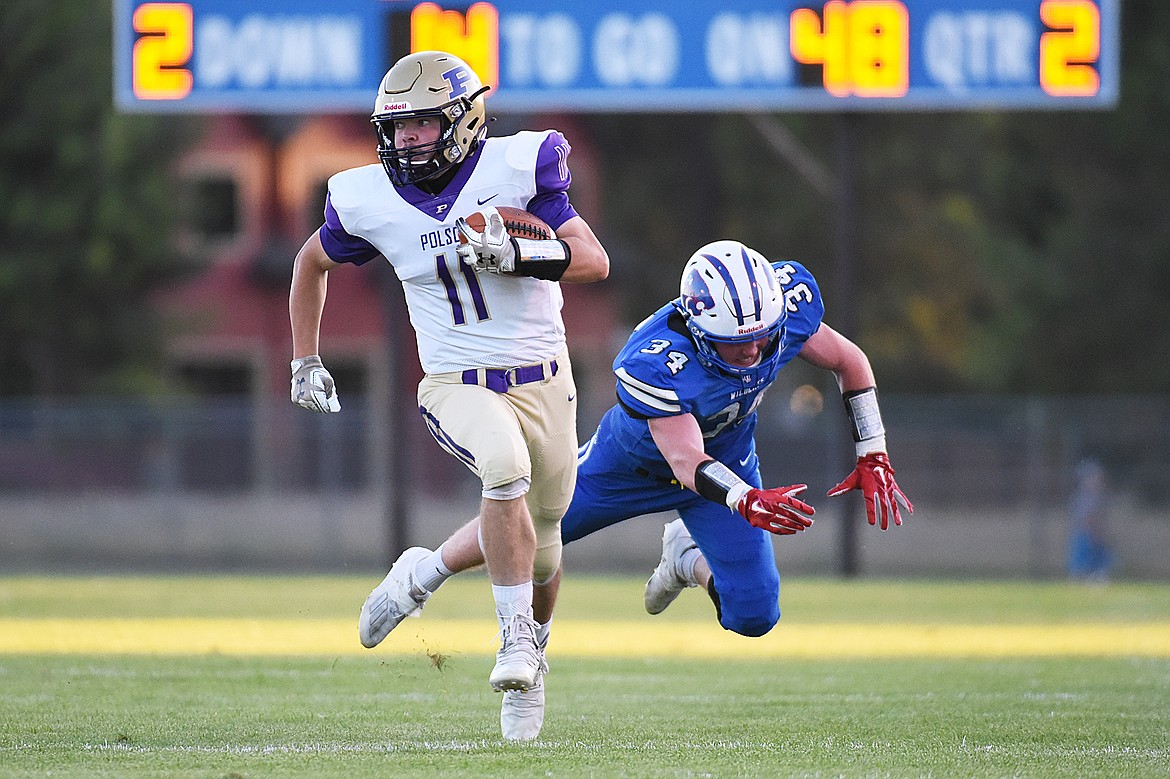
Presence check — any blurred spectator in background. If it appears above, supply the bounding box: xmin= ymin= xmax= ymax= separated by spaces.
xmin=1067 ymin=458 xmax=1114 ymax=583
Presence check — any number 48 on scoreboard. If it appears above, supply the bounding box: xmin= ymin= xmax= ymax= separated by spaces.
xmin=789 ymin=0 xmax=1104 ymax=99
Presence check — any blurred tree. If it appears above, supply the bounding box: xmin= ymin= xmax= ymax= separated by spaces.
xmin=0 ymin=0 xmax=193 ymax=396
xmin=586 ymin=1 xmax=1170 ymax=394
xmin=1 ymin=0 xmax=1165 ymax=397
xmin=1017 ymin=0 xmax=1170 ymax=393
xmin=859 ymin=0 xmax=1170 ymax=393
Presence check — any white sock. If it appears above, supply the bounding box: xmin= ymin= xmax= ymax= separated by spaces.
xmin=493 ymin=581 xmax=534 ymax=624
xmin=536 ymin=618 xmax=552 ymax=649
xmin=413 ymin=546 xmax=455 ymax=593
xmin=679 ymin=547 xmax=703 ymax=587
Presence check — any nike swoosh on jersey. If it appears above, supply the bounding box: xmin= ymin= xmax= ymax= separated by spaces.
xmin=739 ymin=455 xmax=752 ymax=466
xmin=477 ymin=194 xmax=499 ymax=205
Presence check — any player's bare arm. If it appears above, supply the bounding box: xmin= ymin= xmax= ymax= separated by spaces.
xmin=289 ymin=231 xmax=341 ymax=359
xmin=647 ymin=413 xmax=708 ymax=491
xmin=795 ymin=323 xmax=875 ymax=393
xmin=553 ymin=215 xmax=610 ymax=283
xmin=288 ymin=231 xmax=344 ymax=413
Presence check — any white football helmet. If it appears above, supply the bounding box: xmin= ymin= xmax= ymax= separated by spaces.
xmin=371 ymin=51 xmax=490 ymax=187
xmin=675 ymin=240 xmax=787 ymax=379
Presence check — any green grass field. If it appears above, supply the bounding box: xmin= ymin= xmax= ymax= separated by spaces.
xmin=2 ymin=574 xmax=1169 ymax=778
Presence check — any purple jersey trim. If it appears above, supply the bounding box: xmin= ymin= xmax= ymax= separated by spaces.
xmin=319 ymin=194 xmax=381 ymax=266
xmin=527 ymin=131 xmax=578 ymax=230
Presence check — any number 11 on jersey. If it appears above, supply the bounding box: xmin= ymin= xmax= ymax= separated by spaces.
xmin=435 ymin=253 xmax=490 ymax=326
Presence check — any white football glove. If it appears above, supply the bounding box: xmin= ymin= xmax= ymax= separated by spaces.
xmin=455 ymin=211 xmax=517 ymax=274
xmin=290 ymin=355 xmax=341 ymax=413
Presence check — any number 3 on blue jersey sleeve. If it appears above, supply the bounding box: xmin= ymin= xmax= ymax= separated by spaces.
xmin=784 ymin=282 xmax=814 ymax=313
xmin=774 ymin=262 xmax=816 ymax=313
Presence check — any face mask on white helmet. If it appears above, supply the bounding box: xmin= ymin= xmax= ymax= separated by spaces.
xmin=674 ymin=240 xmax=787 ymax=379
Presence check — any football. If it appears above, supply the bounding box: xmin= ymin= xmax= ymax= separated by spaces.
xmin=461 ymin=206 xmax=556 ymax=241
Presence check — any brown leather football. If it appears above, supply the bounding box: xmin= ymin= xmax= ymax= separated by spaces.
xmin=461 ymin=206 xmax=556 ymax=240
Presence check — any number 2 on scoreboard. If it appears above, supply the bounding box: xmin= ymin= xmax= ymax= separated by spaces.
xmin=132 ymin=2 xmax=194 ymax=100
xmin=1039 ymin=0 xmax=1101 ymax=97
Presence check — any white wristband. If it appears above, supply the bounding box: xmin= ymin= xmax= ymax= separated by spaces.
xmin=844 ymin=387 xmax=887 ymax=458
xmin=856 ymin=434 xmax=886 ymax=458
xmin=725 ymin=481 xmax=752 ymax=510
xmin=694 ymin=459 xmax=752 ymax=509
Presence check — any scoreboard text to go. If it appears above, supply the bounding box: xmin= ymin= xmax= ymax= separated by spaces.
xmin=116 ymin=0 xmax=1119 ymax=113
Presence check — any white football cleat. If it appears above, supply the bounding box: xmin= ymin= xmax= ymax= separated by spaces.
xmin=358 ymin=547 xmax=432 ymax=648
xmin=501 ymin=641 xmax=549 ymax=742
xmin=644 ymin=518 xmax=699 ymax=615
xmin=489 ymin=613 xmax=542 ymax=692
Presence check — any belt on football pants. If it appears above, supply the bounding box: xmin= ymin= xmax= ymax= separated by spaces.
xmin=461 ymin=359 xmax=558 ymax=394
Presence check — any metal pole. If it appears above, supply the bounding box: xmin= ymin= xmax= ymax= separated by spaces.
xmin=750 ymin=111 xmax=864 ymax=577
xmin=834 ymin=113 xmax=861 ymax=577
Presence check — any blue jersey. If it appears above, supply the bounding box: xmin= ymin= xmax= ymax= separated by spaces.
xmin=602 ymin=260 xmax=825 ymax=477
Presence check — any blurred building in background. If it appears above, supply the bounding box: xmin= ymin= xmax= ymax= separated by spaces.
xmin=2 ymin=113 xmax=1168 ymax=578
xmin=5 ymin=0 xmax=1166 ymax=581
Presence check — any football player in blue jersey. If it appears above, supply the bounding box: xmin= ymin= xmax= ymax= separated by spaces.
xmin=288 ymin=51 xmax=609 ymax=741
xmin=561 ymin=239 xmax=911 ymax=636
xmin=360 ymin=239 xmax=911 ymax=739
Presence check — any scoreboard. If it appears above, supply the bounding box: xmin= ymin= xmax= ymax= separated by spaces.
xmin=114 ymin=0 xmax=1119 ymax=113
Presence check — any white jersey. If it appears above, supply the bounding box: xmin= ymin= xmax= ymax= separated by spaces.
xmin=321 ymin=130 xmax=576 ymax=374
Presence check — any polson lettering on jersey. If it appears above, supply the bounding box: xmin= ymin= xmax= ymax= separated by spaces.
xmin=419 ymin=226 xmax=461 ymax=252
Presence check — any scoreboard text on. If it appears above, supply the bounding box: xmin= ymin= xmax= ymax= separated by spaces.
xmin=115 ymin=0 xmax=1119 ymax=113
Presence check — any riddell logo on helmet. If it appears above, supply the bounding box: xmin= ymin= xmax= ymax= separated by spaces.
xmin=382 ymin=101 xmax=411 ymax=111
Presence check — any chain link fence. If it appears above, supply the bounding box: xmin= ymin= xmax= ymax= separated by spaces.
xmin=2 ymin=394 xmax=1167 ymax=578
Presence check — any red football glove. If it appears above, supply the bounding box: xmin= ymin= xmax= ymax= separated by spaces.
xmin=828 ymin=452 xmax=913 ymax=530
xmin=735 ymin=485 xmax=815 ymax=535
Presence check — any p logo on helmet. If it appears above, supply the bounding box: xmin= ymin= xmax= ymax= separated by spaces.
xmin=442 ymin=65 xmax=476 ymax=99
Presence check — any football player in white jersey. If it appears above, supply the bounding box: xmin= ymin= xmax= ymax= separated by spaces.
xmin=288 ymin=51 xmax=608 ymax=741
